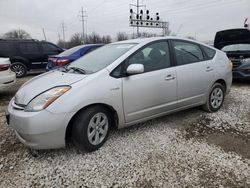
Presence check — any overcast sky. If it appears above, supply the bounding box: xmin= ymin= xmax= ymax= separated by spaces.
xmin=0 ymin=0 xmax=249 ymax=43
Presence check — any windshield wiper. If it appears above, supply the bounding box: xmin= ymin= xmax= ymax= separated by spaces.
xmin=67 ymin=67 xmax=86 ymax=74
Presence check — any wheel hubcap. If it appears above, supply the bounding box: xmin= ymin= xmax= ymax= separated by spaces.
xmin=87 ymin=112 xmax=108 ymax=145
xmin=210 ymin=87 xmax=223 ymax=109
xmin=12 ymin=65 xmax=25 ymax=76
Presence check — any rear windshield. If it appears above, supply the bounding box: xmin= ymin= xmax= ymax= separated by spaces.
xmin=221 ymin=44 xmax=250 ymax=52
xmin=58 ymin=45 xmax=84 ymax=56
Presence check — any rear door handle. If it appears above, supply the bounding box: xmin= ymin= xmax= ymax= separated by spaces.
xmin=165 ymin=75 xmax=175 ymax=81
xmin=206 ymin=66 xmax=213 ymax=72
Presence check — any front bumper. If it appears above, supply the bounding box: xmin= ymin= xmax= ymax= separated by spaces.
xmin=6 ymin=99 xmax=74 ymax=150
xmin=232 ymin=61 xmax=250 ymax=80
xmin=233 ymin=69 xmax=250 ymax=80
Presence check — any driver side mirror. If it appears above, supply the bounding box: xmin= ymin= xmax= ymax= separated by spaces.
xmin=126 ymin=64 xmax=144 ymax=75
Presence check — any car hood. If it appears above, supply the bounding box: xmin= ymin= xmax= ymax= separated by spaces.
xmin=214 ymin=28 xmax=250 ymax=49
xmin=15 ymin=71 xmax=86 ymax=105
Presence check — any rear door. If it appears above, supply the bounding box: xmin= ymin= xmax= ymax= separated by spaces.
xmin=122 ymin=41 xmax=177 ymax=123
xmin=170 ymin=40 xmax=214 ymax=107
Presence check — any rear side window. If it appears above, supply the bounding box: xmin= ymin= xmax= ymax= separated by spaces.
xmin=0 ymin=42 xmax=13 ymax=52
xmin=173 ymin=41 xmax=204 ymax=66
xmin=19 ymin=43 xmax=39 ymax=54
xmin=201 ymin=45 xmax=216 ymax=59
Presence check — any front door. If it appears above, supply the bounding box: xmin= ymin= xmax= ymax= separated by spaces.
xmin=122 ymin=41 xmax=177 ymax=123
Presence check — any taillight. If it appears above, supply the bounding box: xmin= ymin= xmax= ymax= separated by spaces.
xmin=53 ymin=59 xmax=69 ymax=66
xmin=0 ymin=64 xmax=10 ymax=71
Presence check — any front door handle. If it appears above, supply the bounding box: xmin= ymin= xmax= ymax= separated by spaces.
xmin=165 ymin=75 xmax=175 ymax=81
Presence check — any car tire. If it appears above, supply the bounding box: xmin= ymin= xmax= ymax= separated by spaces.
xmin=202 ymin=83 xmax=225 ymax=113
xmin=11 ymin=62 xmax=27 ymax=78
xmin=72 ymin=106 xmax=111 ymax=152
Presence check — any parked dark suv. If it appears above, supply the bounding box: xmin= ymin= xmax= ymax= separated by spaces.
xmin=214 ymin=28 xmax=250 ymax=80
xmin=0 ymin=39 xmax=63 ymax=77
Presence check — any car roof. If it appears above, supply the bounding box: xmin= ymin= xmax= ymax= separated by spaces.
xmin=81 ymin=44 xmax=104 ymax=47
xmin=112 ymin=36 xmax=212 ymax=49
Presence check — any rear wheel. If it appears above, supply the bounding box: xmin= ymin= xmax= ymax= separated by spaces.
xmin=11 ymin=62 xmax=27 ymax=77
xmin=202 ymin=83 xmax=225 ymax=112
xmin=72 ymin=106 xmax=111 ymax=152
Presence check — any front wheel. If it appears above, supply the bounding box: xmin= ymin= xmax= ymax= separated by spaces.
xmin=72 ymin=106 xmax=111 ymax=152
xmin=202 ymin=83 xmax=225 ymax=112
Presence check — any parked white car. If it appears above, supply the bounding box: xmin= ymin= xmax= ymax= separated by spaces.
xmin=0 ymin=58 xmax=16 ymax=88
xmin=6 ymin=37 xmax=232 ymax=152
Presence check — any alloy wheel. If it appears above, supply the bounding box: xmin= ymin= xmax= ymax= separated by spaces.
xmin=210 ymin=87 xmax=223 ymax=109
xmin=87 ymin=112 xmax=109 ymax=145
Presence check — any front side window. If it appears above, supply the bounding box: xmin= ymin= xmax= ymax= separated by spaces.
xmin=42 ymin=43 xmax=59 ymax=53
xmin=68 ymin=43 xmax=136 ymax=73
xmin=127 ymin=41 xmax=171 ymax=72
xmin=173 ymin=41 xmax=204 ymax=66
xmin=19 ymin=43 xmax=39 ymax=54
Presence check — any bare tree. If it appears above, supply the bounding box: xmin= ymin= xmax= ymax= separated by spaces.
xmin=116 ymin=32 xmax=128 ymax=41
xmin=186 ymin=36 xmax=196 ymax=40
xmin=57 ymin=39 xmax=66 ymax=49
xmin=102 ymin=35 xmax=112 ymax=44
xmin=85 ymin=32 xmax=102 ymax=44
xmin=3 ymin=29 xmax=31 ymax=39
xmin=68 ymin=33 xmax=83 ymax=48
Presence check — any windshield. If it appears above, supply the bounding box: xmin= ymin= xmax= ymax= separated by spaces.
xmin=68 ymin=43 xmax=136 ymax=73
xmin=58 ymin=45 xmax=84 ymax=56
xmin=222 ymin=44 xmax=250 ymax=52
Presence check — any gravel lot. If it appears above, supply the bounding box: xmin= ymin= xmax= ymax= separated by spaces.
xmin=0 ymin=76 xmax=249 ymax=187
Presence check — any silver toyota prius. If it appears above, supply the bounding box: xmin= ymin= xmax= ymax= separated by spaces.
xmin=6 ymin=37 xmax=232 ymax=152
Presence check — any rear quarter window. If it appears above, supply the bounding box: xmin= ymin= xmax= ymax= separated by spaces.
xmin=201 ymin=45 xmax=216 ymax=60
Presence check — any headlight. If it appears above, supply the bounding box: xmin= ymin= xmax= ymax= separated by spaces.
xmin=241 ymin=58 xmax=250 ymax=64
xmin=25 ymin=86 xmax=71 ymax=112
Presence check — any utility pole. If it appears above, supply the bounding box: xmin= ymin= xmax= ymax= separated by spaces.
xmin=129 ymin=1 xmax=169 ymax=37
xmin=137 ymin=0 xmax=139 ymax=36
xmin=58 ymin=33 xmax=61 ymax=41
xmin=61 ymin=22 xmax=66 ymax=48
xmin=42 ymin=28 xmax=47 ymax=41
xmin=78 ymin=7 xmax=87 ymax=43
